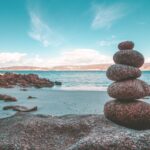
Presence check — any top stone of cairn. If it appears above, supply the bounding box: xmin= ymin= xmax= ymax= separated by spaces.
xmin=118 ymin=41 xmax=134 ymax=50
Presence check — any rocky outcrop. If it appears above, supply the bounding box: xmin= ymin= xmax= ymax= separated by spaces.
xmin=0 ymin=94 xmax=17 ymax=102
xmin=0 ymin=73 xmax=54 ymax=88
xmin=0 ymin=113 xmax=149 ymax=150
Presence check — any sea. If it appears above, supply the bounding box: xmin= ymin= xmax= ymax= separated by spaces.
xmin=0 ymin=71 xmax=150 ymax=117
xmin=0 ymin=70 xmax=150 ymax=91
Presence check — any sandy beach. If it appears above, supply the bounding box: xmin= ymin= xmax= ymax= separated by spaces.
xmin=0 ymin=87 xmax=111 ymax=118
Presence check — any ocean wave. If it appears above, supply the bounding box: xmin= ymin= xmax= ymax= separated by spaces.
xmin=52 ymin=86 xmax=107 ymax=91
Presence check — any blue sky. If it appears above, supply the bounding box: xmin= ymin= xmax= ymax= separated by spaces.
xmin=0 ymin=0 xmax=150 ymax=67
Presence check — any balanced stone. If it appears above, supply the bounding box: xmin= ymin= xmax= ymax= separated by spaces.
xmin=106 ymin=64 xmax=141 ymax=81
xmin=108 ymin=79 xmax=150 ymax=100
xmin=118 ymin=41 xmax=134 ymax=50
xmin=104 ymin=100 xmax=150 ymax=130
xmin=104 ymin=41 xmax=150 ymax=130
xmin=113 ymin=50 xmax=144 ymax=68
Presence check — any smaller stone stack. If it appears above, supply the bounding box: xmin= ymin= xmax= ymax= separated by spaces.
xmin=104 ymin=41 xmax=150 ymax=130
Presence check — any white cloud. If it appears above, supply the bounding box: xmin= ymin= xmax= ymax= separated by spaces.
xmin=0 ymin=52 xmax=26 ymax=67
xmin=0 ymin=49 xmax=112 ymax=67
xmin=145 ymin=57 xmax=150 ymax=63
xmin=97 ymin=36 xmax=119 ymax=47
xmin=21 ymin=49 xmax=112 ymax=67
xmin=138 ymin=22 xmax=146 ymax=25
xmin=97 ymin=40 xmax=115 ymax=47
xmin=28 ymin=11 xmax=63 ymax=47
xmin=91 ymin=4 xmax=127 ymax=29
xmin=56 ymin=49 xmax=112 ymax=65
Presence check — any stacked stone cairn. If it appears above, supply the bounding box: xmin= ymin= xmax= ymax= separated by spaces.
xmin=104 ymin=41 xmax=150 ymax=130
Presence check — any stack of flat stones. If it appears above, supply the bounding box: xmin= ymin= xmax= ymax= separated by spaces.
xmin=104 ymin=41 xmax=150 ymax=130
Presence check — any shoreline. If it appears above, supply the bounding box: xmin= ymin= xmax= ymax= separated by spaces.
xmin=0 ymin=87 xmax=110 ymax=118
xmin=0 ymin=87 xmax=150 ymax=118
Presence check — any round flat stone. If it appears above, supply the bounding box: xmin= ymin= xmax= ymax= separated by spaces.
xmin=113 ymin=50 xmax=144 ymax=68
xmin=106 ymin=64 xmax=141 ymax=81
xmin=107 ymin=79 xmax=150 ymax=100
xmin=104 ymin=100 xmax=150 ymax=130
xmin=118 ymin=41 xmax=134 ymax=50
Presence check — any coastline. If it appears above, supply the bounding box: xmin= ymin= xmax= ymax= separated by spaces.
xmin=0 ymin=74 xmax=149 ymax=149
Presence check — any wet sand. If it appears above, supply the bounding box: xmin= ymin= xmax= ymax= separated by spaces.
xmin=0 ymin=87 xmax=111 ymax=118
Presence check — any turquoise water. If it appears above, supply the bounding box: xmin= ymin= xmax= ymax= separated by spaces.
xmin=0 ymin=71 xmax=150 ymax=90
xmin=0 ymin=71 xmax=150 ymax=117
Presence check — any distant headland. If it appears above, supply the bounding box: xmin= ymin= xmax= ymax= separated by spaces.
xmin=0 ymin=63 xmax=150 ymax=71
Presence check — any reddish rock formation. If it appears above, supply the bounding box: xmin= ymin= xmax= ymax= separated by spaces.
xmin=104 ymin=100 xmax=150 ymax=130
xmin=118 ymin=41 xmax=134 ymax=50
xmin=0 ymin=94 xmax=17 ymax=102
xmin=106 ymin=64 xmax=141 ymax=81
xmin=113 ymin=50 xmax=144 ymax=68
xmin=0 ymin=73 xmax=54 ymax=88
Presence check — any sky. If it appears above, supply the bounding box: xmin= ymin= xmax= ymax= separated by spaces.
xmin=0 ymin=0 xmax=150 ymax=67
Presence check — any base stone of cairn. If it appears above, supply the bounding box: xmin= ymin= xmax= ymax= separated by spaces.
xmin=104 ymin=41 xmax=150 ymax=130
xmin=104 ymin=100 xmax=150 ymax=130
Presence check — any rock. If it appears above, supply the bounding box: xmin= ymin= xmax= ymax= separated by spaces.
xmin=0 ymin=113 xmax=149 ymax=150
xmin=3 ymin=105 xmax=37 ymax=112
xmin=0 ymin=73 xmax=54 ymax=88
xmin=54 ymin=81 xmax=62 ymax=86
xmin=118 ymin=41 xmax=134 ymax=50
xmin=3 ymin=106 xmax=17 ymax=110
xmin=108 ymin=79 xmax=150 ymax=100
xmin=105 ymin=41 xmax=150 ymax=131
xmin=104 ymin=100 xmax=150 ymax=130
xmin=28 ymin=96 xmax=37 ymax=99
xmin=20 ymin=88 xmax=28 ymax=91
xmin=113 ymin=50 xmax=144 ymax=68
xmin=0 ymin=94 xmax=17 ymax=102
xmin=14 ymin=106 xmax=37 ymax=112
xmin=106 ymin=64 xmax=141 ymax=81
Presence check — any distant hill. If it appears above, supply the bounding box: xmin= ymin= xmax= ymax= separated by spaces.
xmin=140 ymin=63 xmax=150 ymax=70
xmin=0 ymin=63 xmax=150 ymax=71
xmin=50 ymin=63 xmax=150 ymax=71
xmin=50 ymin=64 xmax=111 ymax=71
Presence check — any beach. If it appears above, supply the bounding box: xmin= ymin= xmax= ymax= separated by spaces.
xmin=0 ymin=72 xmax=149 ymax=149
xmin=0 ymin=87 xmax=110 ymax=118
xmin=0 ymin=71 xmax=150 ymax=118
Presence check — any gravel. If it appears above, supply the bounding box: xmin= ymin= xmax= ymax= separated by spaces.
xmin=0 ymin=113 xmax=149 ymax=150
